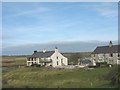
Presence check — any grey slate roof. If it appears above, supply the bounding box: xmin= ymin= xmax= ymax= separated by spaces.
xmin=92 ymin=45 xmax=120 ymax=54
xmin=28 ymin=51 xmax=54 ymax=58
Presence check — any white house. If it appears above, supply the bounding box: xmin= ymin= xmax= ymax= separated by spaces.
xmin=91 ymin=41 xmax=120 ymax=65
xmin=27 ymin=47 xmax=68 ymax=67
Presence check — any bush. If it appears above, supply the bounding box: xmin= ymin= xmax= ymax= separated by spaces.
xmin=96 ymin=62 xmax=107 ymax=67
xmin=68 ymin=53 xmax=83 ymax=65
xmin=105 ymin=65 xmax=120 ymax=86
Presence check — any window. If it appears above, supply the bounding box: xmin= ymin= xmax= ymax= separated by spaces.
xmin=110 ymin=53 xmax=113 ymax=57
xmin=34 ymin=58 xmax=36 ymax=61
xmin=44 ymin=62 xmax=46 ymax=65
xmin=57 ymin=61 xmax=58 ymax=65
xmin=94 ymin=54 xmax=95 ymax=57
xmin=57 ymin=56 xmax=58 ymax=59
xmin=28 ymin=58 xmax=30 ymax=61
xmin=61 ymin=59 xmax=63 ymax=63
xmin=118 ymin=53 xmax=120 ymax=57
xmin=98 ymin=54 xmax=104 ymax=62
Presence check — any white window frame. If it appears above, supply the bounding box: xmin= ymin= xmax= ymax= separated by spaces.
xmin=98 ymin=54 xmax=105 ymax=62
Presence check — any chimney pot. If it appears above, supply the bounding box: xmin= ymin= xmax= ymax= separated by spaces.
xmin=34 ymin=51 xmax=37 ymax=53
xmin=43 ymin=49 xmax=46 ymax=53
xmin=55 ymin=46 xmax=58 ymax=52
xmin=109 ymin=41 xmax=112 ymax=47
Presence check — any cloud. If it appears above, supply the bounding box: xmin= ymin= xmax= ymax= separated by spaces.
xmin=93 ymin=3 xmax=118 ymax=17
xmin=17 ymin=8 xmax=49 ymax=16
xmin=6 ymin=6 xmax=51 ymax=18
xmin=95 ymin=8 xmax=117 ymax=17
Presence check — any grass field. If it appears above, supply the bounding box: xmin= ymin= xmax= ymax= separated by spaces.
xmin=2 ymin=56 xmax=118 ymax=88
xmin=2 ymin=67 xmax=114 ymax=88
xmin=2 ymin=56 xmax=26 ymax=69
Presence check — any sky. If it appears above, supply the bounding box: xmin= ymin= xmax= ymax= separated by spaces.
xmin=1 ymin=0 xmax=119 ymax=2
xmin=2 ymin=2 xmax=118 ymax=55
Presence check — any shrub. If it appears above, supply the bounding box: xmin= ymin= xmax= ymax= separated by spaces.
xmin=96 ymin=62 xmax=107 ymax=67
xmin=105 ymin=65 xmax=120 ymax=86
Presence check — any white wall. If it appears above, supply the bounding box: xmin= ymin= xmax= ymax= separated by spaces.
xmin=91 ymin=53 xmax=118 ymax=65
xmin=51 ymin=49 xmax=68 ymax=67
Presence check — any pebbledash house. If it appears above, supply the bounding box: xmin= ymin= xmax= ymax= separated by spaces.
xmin=91 ymin=41 xmax=120 ymax=65
xmin=26 ymin=47 xmax=68 ymax=67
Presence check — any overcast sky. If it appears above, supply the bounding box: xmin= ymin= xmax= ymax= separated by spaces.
xmin=2 ymin=2 xmax=118 ymax=55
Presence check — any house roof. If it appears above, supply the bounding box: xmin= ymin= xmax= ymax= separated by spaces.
xmin=28 ymin=51 xmax=54 ymax=58
xmin=92 ymin=45 xmax=120 ymax=54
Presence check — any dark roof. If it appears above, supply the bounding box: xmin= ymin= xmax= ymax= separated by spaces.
xmin=28 ymin=51 xmax=54 ymax=58
xmin=92 ymin=45 xmax=120 ymax=54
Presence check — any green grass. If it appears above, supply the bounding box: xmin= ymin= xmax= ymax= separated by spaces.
xmin=2 ymin=56 xmax=117 ymax=88
xmin=2 ymin=67 xmax=114 ymax=88
xmin=2 ymin=56 xmax=26 ymax=67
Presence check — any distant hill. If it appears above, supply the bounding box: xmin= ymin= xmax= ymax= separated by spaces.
xmin=2 ymin=40 xmax=117 ymax=55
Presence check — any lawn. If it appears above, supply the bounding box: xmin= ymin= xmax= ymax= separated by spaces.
xmin=2 ymin=67 xmax=114 ymax=88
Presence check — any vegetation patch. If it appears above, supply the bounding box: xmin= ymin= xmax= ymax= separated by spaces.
xmin=2 ymin=67 xmax=116 ymax=88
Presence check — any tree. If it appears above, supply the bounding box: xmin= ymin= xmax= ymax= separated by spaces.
xmin=69 ymin=53 xmax=82 ymax=65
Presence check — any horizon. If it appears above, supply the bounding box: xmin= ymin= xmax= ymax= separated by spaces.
xmin=2 ymin=40 xmax=118 ymax=55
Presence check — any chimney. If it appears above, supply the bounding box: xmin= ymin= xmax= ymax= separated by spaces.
xmin=34 ymin=50 xmax=37 ymax=53
xmin=55 ymin=46 xmax=58 ymax=52
xmin=43 ymin=48 xmax=46 ymax=53
xmin=109 ymin=41 xmax=112 ymax=47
